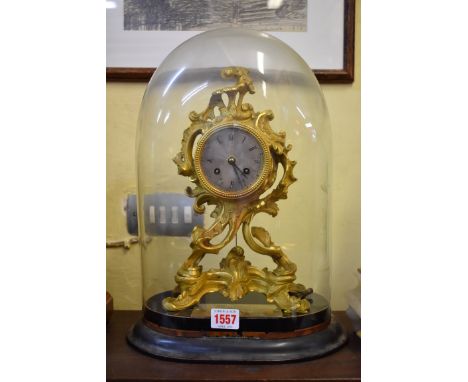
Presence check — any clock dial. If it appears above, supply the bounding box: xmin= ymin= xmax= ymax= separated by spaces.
xmin=199 ymin=126 xmax=265 ymax=193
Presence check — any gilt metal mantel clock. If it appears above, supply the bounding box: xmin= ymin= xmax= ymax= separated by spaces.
xmin=128 ymin=28 xmax=346 ymax=362
xmin=163 ymin=66 xmax=311 ymax=313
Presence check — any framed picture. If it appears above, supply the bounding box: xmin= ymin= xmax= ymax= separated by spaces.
xmin=106 ymin=0 xmax=355 ymax=84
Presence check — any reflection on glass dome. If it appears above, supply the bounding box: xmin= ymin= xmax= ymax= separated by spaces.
xmin=129 ymin=28 xmax=343 ymax=362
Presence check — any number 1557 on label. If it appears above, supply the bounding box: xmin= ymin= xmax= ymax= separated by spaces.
xmin=210 ymin=308 xmax=239 ymax=330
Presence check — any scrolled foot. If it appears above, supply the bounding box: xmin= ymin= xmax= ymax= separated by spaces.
xmin=162 ymin=292 xmax=197 ymax=311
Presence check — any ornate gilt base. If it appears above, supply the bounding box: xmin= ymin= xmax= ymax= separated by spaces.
xmin=162 ymin=246 xmax=311 ymax=314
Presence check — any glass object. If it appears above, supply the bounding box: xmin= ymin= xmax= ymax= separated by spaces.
xmin=131 ymin=28 xmax=342 ymax=361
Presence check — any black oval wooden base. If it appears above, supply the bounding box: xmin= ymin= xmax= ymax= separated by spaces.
xmin=127 ymin=291 xmax=347 ymax=362
xmin=128 ymin=317 xmax=346 ymax=362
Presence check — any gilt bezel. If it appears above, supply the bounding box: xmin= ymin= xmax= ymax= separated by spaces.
xmin=194 ymin=122 xmax=271 ymax=200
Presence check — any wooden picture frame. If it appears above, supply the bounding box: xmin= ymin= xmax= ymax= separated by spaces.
xmin=106 ymin=0 xmax=355 ymax=84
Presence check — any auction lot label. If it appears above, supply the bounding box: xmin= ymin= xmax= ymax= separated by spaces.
xmin=210 ymin=308 xmax=240 ymax=330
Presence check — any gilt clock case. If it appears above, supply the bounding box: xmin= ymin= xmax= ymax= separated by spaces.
xmin=129 ymin=28 xmax=345 ymax=361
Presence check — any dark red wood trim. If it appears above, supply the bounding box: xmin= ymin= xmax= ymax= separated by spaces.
xmin=342 ymin=0 xmax=356 ymax=83
xmin=142 ymin=317 xmax=331 ymax=340
xmin=106 ymin=0 xmax=355 ymax=84
xmin=106 ymin=67 xmax=155 ymax=82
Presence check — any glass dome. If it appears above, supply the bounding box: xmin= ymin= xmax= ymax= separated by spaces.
xmin=136 ymin=28 xmax=331 ymax=315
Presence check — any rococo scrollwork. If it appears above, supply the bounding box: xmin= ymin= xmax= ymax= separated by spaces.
xmin=163 ymin=67 xmax=311 ymax=314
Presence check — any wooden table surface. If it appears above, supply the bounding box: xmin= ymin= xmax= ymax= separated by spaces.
xmin=107 ymin=310 xmax=361 ymax=382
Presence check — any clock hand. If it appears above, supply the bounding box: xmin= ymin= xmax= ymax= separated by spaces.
xmin=227 ymin=156 xmax=247 ymax=186
xmin=233 ymin=163 xmax=248 ymax=178
xmin=232 ymin=165 xmax=244 ymax=187
xmin=229 ymin=161 xmax=246 ymax=187
xmin=233 ymin=166 xmax=245 ymax=187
